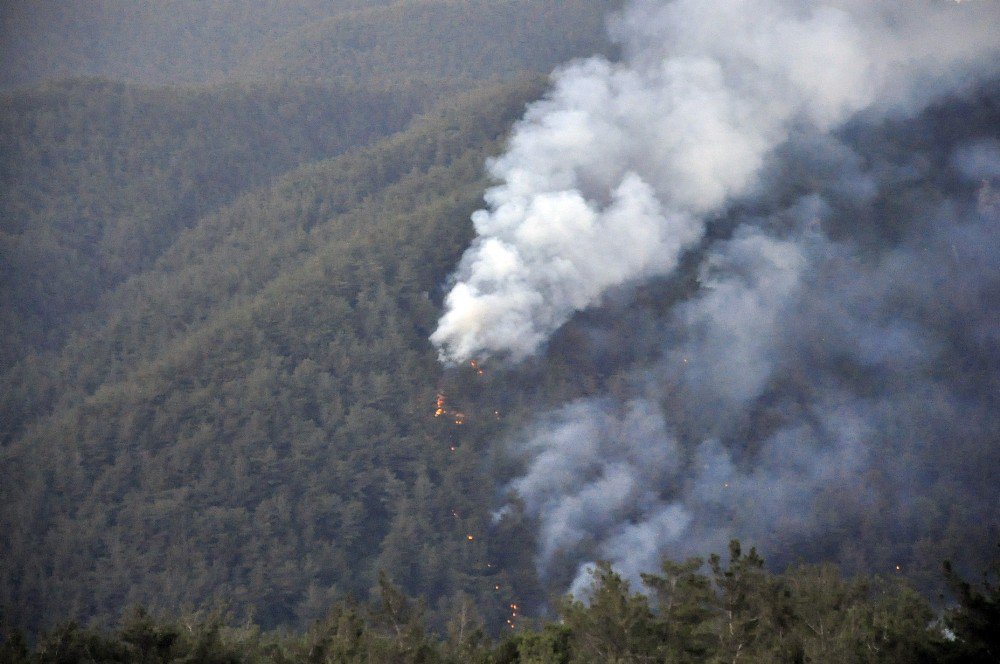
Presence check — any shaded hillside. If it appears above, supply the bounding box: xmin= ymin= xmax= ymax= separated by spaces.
xmin=0 ymin=0 xmax=625 ymax=637
xmin=4 ymin=546 xmax=998 ymax=663
xmin=0 ymin=1 xmax=391 ymax=88
xmin=0 ymin=0 xmax=620 ymax=89
xmin=241 ymin=0 xmax=622 ymax=86
xmin=0 ymin=78 xmax=442 ymax=371
xmin=0 ymin=79 xmax=547 ymax=637
xmin=1 ymin=0 xmax=995 ymax=650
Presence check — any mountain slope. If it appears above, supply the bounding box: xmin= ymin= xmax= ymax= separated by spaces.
xmin=0 ymin=79 xmax=546 ymax=636
xmin=0 ymin=0 xmax=620 ymax=89
xmin=0 ymin=1 xmax=392 ymax=88
xmin=242 ymin=0 xmax=622 ymax=86
xmin=0 ymin=78 xmax=441 ymax=371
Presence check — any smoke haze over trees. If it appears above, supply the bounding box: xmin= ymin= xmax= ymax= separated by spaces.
xmin=0 ymin=0 xmax=998 ymax=658
xmin=433 ymin=0 xmax=1000 ymax=599
xmin=0 ymin=0 xmax=619 ymax=89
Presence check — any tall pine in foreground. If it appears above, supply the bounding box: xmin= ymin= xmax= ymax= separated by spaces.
xmin=4 ymin=544 xmax=993 ymax=664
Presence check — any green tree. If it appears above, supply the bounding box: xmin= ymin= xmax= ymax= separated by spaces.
xmin=559 ymin=562 xmax=657 ymax=663
xmin=942 ymin=554 xmax=1000 ymax=663
xmin=708 ymin=540 xmax=796 ymax=662
xmin=642 ymin=557 xmax=716 ymax=662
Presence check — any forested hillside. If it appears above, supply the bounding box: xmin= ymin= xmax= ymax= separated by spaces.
xmin=239 ymin=0 xmax=621 ymax=87
xmin=1 ymin=0 xmax=998 ymax=658
xmin=0 ymin=77 xmax=552 ymax=635
xmin=0 ymin=0 xmax=621 ymax=89
xmin=0 ymin=1 xmax=393 ymax=87
xmin=0 ymin=78 xmax=440 ymax=369
xmin=0 ymin=0 xmax=628 ymax=638
xmin=3 ymin=544 xmax=999 ymax=663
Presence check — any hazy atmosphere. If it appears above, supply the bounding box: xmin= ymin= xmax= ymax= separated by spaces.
xmin=1 ymin=1 xmax=997 ymax=662
xmin=435 ymin=0 xmax=1000 ymax=596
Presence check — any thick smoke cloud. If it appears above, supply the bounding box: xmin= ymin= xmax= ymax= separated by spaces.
xmin=509 ymin=164 xmax=999 ymax=593
xmin=431 ymin=0 xmax=999 ymax=364
xmin=433 ymin=0 xmax=1000 ymax=596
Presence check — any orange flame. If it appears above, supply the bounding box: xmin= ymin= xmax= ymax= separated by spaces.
xmin=434 ymin=392 xmax=467 ymax=426
xmin=470 ymin=360 xmax=484 ymax=376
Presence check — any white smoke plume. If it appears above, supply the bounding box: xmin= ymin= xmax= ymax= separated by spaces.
xmin=431 ymin=0 xmax=999 ymax=364
xmin=431 ymin=0 xmax=1000 ymax=598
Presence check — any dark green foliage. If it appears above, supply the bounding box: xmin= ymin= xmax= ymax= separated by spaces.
xmin=513 ymin=625 xmax=572 ymax=664
xmin=1 ymin=1 xmax=994 ymax=653
xmin=641 ymin=558 xmax=716 ymax=661
xmin=242 ymin=0 xmax=623 ymax=88
xmin=942 ymin=553 xmax=1000 ymax=663
xmin=559 ymin=563 xmax=659 ymax=663
xmin=0 ymin=1 xmax=620 ymax=89
xmin=0 ymin=1 xmax=394 ymax=88
xmin=0 ymin=77 xmax=549 ymax=637
xmin=544 ymin=543 xmax=952 ymax=664
xmin=0 ymin=77 xmax=437 ymax=370
xmin=14 ymin=610 xmax=248 ymax=664
xmin=2 ymin=548 xmax=983 ymax=664
xmin=0 ymin=632 xmax=28 ymax=664
xmin=708 ymin=541 xmax=800 ymax=662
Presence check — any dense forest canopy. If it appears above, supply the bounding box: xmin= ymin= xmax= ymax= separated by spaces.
xmin=0 ymin=77 xmax=444 ymax=368
xmin=0 ymin=0 xmax=998 ymax=661
xmin=0 ymin=1 xmax=396 ymax=86
xmin=0 ymin=0 xmax=622 ymax=639
xmin=3 ymin=544 xmax=999 ymax=663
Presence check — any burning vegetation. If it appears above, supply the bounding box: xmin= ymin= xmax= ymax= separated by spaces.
xmin=433 ymin=392 xmax=466 ymax=425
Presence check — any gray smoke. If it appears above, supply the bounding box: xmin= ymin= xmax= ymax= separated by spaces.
xmin=509 ymin=164 xmax=999 ymax=592
xmin=431 ymin=0 xmax=999 ymax=364
xmin=432 ymin=0 xmax=1000 ymax=594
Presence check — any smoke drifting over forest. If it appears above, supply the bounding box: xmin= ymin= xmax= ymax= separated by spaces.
xmin=433 ymin=0 xmax=1000 ymax=593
